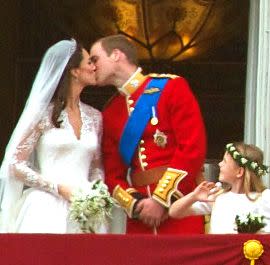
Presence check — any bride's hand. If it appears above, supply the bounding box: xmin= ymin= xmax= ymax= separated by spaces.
xmin=57 ymin=184 xmax=73 ymax=202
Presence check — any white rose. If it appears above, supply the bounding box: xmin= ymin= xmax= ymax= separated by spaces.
xmin=240 ymin=158 xmax=248 ymax=164
xmin=251 ymin=162 xmax=258 ymax=169
xmin=238 ymin=213 xmax=249 ymax=223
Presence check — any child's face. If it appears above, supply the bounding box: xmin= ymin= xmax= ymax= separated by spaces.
xmin=218 ymin=151 xmax=241 ymax=185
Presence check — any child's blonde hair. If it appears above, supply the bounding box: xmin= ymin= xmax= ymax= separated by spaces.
xmin=230 ymin=142 xmax=266 ymax=200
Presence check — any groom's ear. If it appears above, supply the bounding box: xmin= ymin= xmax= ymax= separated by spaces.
xmin=110 ymin=49 xmax=121 ymax=61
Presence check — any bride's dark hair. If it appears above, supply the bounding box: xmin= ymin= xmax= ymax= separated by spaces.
xmin=51 ymin=43 xmax=83 ymax=128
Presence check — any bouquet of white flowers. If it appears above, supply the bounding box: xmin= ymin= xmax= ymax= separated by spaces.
xmin=69 ymin=180 xmax=116 ymax=233
xmin=235 ymin=212 xmax=266 ymax=233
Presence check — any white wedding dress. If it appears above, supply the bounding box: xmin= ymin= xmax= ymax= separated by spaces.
xmin=8 ymin=102 xmax=105 ymax=233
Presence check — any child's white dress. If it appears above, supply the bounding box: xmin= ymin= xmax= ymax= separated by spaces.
xmin=186 ymin=189 xmax=270 ymax=234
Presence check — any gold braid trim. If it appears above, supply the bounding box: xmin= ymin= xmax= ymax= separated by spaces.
xmin=148 ymin=73 xmax=179 ymax=79
xmin=126 ymin=188 xmax=139 ymax=194
xmin=152 ymin=168 xmax=187 ymax=208
xmin=112 ymin=185 xmax=137 ymax=218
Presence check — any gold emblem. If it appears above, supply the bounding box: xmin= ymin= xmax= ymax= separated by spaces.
xmin=144 ymin=87 xmax=160 ymax=94
xmin=153 ymin=129 xmax=167 ymax=148
xmin=130 ymin=79 xmax=139 ymax=88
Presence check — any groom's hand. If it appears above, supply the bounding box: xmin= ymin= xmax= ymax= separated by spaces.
xmin=136 ymin=198 xmax=167 ymax=228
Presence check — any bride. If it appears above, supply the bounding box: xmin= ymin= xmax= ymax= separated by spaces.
xmin=0 ymin=39 xmax=106 ymax=233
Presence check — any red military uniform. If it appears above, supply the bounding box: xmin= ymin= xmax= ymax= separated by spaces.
xmin=102 ymin=69 xmax=207 ymax=234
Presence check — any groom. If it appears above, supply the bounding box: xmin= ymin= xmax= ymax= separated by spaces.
xmin=89 ymin=34 xmax=206 ymax=234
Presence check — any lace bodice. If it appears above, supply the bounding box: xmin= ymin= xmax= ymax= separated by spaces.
xmin=10 ymin=102 xmax=104 ymax=194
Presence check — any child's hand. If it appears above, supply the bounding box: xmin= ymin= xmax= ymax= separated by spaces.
xmin=207 ymin=182 xmax=223 ymax=201
xmin=193 ymin=181 xmax=217 ymax=202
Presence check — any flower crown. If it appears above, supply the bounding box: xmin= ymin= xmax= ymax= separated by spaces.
xmin=225 ymin=143 xmax=269 ymax=177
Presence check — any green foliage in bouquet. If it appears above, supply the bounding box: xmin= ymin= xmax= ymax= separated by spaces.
xmin=235 ymin=213 xmax=266 ymax=233
xmin=69 ymin=180 xmax=117 ymax=233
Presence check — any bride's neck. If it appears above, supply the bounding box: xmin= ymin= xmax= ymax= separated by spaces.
xmin=66 ymin=96 xmax=80 ymax=110
xmin=66 ymin=86 xmax=81 ymax=110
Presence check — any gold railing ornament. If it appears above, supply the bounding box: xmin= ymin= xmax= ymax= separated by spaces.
xmin=243 ymin=240 xmax=264 ymax=265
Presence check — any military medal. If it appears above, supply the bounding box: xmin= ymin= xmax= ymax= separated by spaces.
xmin=150 ymin=106 xmax=158 ymax=125
xmin=153 ymin=129 xmax=167 ymax=148
xmin=151 ymin=117 xmax=158 ymax=126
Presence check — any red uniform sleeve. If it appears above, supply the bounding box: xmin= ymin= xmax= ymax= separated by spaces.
xmin=165 ymin=77 xmax=207 ymax=194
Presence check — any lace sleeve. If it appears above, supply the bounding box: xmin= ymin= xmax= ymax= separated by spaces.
xmin=10 ymin=112 xmax=58 ymax=195
xmin=84 ymin=105 xmax=104 ymax=182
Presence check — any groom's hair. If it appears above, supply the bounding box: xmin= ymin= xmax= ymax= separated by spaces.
xmin=97 ymin=34 xmax=138 ymax=66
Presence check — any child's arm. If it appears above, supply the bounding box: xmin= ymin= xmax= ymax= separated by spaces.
xmin=169 ymin=181 xmax=216 ymax=219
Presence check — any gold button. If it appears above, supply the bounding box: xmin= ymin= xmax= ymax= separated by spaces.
xmin=128 ymin=99 xmax=134 ymax=105
xmin=140 ymin=147 xmax=145 ymax=152
xmin=141 ymin=154 xmax=147 ymax=159
xmin=161 ymin=183 xmax=167 ymax=188
xmin=159 ymin=188 xmax=164 ymax=193
xmin=130 ymin=107 xmax=135 ymax=112
xmin=166 ymin=176 xmax=172 ymax=180
xmin=140 ymin=140 xmax=145 ymax=144
xmin=164 ymin=180 xmax=170 ymax=184
xmin=142 ymin=162 xmax=148 ymax=167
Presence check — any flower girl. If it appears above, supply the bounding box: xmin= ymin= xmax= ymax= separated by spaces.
xmin=169 ymin=142 xmax=270 ymax=234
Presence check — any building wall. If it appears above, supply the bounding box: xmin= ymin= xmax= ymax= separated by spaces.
xmin=0 ymin=1 xmax=248 ymax=162
xmin=0 ymin=1 xmax=19 ymax=161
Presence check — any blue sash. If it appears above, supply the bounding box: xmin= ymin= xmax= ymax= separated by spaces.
xmin=119 ymin=78 xmax=169 ymax=166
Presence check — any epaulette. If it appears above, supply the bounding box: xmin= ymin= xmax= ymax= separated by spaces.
xmin=148 ymin=73 xmax=179 ymax=79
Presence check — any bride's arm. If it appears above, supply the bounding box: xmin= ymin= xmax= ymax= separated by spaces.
xmin=88 ymin=110 xmax=104 ymax=182
xmin=10 ymin=118 xmax=59 ymax=195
